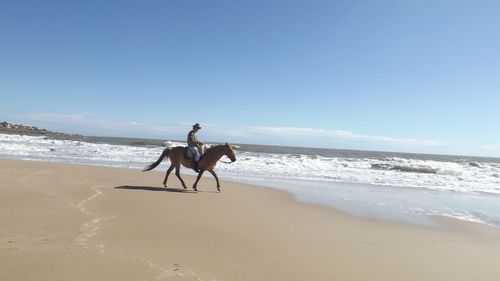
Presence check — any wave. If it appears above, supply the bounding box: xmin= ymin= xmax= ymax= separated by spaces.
xmin=371 ymin=163 xmax=438 ymax=174
xmin=1 ymin=133 xmax=500 ymax=195
xmin=2 ymin=133 xmax=500 ymax=228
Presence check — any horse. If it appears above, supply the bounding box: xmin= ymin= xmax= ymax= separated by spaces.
xmin=143 ymin=143 xmax=236 ymax=191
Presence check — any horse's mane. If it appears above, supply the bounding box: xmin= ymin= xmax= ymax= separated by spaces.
xmin=205 ymin=144 xmax=225 ymax=153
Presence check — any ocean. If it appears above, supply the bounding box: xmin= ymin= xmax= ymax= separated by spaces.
xmin=1 ymin=132 xmax=499 ymax=228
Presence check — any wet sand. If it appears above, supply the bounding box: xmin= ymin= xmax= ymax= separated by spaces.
xmin=1 ymin=159 xmax=500 ymax=281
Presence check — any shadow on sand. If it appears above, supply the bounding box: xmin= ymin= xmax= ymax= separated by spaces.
xmin=114 ymin=185 xmax=197 ymax=193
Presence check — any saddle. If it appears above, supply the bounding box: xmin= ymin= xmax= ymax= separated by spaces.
xmin=185 ymin=144 xmax=206 ymax=159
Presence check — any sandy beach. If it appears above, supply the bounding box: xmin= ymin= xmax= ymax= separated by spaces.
xmin=1 ymin=159 xmax=500 ymax=281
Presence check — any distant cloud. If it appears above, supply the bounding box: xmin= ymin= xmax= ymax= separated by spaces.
xmin=480 ymin=144 xmax=500 ymax=149
xmin=30 ymin=113 xmax=94 ymax=121
xmin=16 ymin=114 xmax=500 ymax=157
xmin=225 ymin=126 xmax=452 ymax=147
xmin=29 ymin=113 xmax=133 ymax=127
xmin=478 ymin=144 xmax=500 ymax=154
xmin=25 ymin=113 xmax=185 ymax=136
xmin=216 ymin=126 xmax=500 ymax=157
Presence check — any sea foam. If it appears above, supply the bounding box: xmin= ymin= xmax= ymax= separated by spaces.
xmin=1 ymin=133 xmax=500 ymax=227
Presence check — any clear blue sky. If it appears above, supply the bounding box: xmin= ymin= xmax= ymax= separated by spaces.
xmin=1 ymin=0 xmax=499 ymax=157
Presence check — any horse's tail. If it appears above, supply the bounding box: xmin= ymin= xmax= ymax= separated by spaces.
xmin=143 ymin=148 xmax=170 ymax=172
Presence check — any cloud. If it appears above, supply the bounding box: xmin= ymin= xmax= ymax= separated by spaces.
xmin=25 ymin=113 xmax=185 ymax=136
xmin=225 ymin=126 xmax=451 ymax=147
xmin=17 ymin=114 xmax=500 ymax=156
xmin=481 ymin=143 xmax=500 ymax=148
xmin=30 ymin=113 xmax=93 ymax=121
xmin=217 ymin=126 xmax=500 ymax=157
xmin=478 ymin=144 xmax=500 ymax=152
xmin=29 ymin=113 xmax=130 ymax=128
xmin=22 ymin=114 xmax=440 ymax=147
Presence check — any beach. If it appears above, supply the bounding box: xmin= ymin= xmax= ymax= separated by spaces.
xmin=2 ymin=159 xmax=500 ymax=281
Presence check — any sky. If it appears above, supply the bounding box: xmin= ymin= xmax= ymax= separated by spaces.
xmin=1 ymin=0 xmax=499 ymax=157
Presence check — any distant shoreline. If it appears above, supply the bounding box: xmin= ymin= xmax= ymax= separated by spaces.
xmin=0 ymin=121 xmax=81 ymax=138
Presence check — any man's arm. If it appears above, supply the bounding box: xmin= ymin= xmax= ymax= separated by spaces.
xmin=188 ymin=131 xmax=203 ymax=146
xmin=193 ymin=134 xmax=203 ymax=145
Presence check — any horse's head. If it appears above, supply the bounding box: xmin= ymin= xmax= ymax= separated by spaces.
xmin=224 ymin=142 xmax=237 ymax=162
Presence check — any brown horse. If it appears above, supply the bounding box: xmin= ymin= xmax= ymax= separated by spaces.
xmin=143 ymin=143 xmax=236 ymax=191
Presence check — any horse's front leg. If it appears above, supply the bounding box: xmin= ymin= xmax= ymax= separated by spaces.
xmin=163 ymin=165 xmax=174 ymax=187
xmin=175 ymin=165 xmax=188 ymax=189
xmin=192 ymin=170 xmax=205 ymax=191
xmin=208 ymin=170 xmax=221 ymax=192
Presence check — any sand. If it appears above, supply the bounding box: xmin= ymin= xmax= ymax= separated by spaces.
xmin=1 ymin=159 xmax=500 ymax=281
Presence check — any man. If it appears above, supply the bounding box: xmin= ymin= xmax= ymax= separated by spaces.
xmin=187 ymin=123 xmax=203 ymax=172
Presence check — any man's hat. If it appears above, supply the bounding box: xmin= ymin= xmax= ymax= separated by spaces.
xmin=192 ymin=123 xmax=202 ymax=129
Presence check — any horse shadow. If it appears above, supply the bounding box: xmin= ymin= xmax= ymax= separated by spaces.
xmin=114 ymin=185 xmax=198 ymax=193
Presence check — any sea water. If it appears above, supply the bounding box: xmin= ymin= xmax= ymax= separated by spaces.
xmin=1 ymin=133 xmax=499 ymax=227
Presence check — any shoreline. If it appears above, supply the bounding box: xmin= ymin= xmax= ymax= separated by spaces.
xmin=4 ymin=157 xmax=500 ymax=229
xmin=2 ymin=159 xmax=500 ymax=281
xmin=2 ymin=131 xmax=500 ymax=229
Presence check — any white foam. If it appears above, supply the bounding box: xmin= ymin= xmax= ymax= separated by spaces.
xmin=2 ymin=133 xmax=498 ymax=196
xmin=220 ymin=152 xmax=500 ymax=195
xmin=2 ymin=133 xmax=500 ymax=228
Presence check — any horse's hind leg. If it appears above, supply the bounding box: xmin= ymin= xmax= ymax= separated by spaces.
xmin=163 ymin=165 xmax=174 ymax=187
xmin=208 ymin=170 xmax=221 ymax=192
xmin=175 ymin=165 xmax=188 ymax=189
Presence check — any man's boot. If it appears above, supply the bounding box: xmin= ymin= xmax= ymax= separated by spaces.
xmin=193 ymin=160 xmax=200 ymax=173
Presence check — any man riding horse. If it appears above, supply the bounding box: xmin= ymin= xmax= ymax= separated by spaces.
xmin=188 ymin=123 xmax=203 ymax=172
xmin=143 ymin=124 xmax=237 ymax=191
